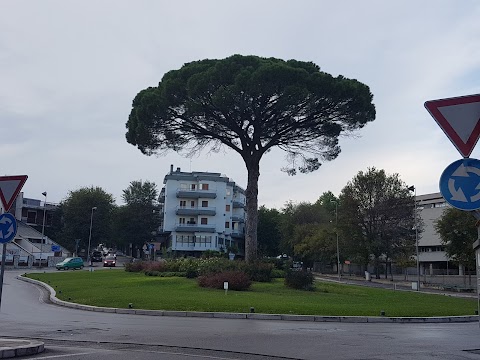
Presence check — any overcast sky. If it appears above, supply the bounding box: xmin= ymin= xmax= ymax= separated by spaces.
xmin=1 ymin=1 xmax=480 ymax=209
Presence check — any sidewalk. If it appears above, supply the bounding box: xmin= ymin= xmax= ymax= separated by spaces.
xmin=314 ymin=273 xmax=477 ymax=299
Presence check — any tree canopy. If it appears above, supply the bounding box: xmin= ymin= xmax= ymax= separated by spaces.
xmin=434 ymin=207 xmax=476 ymax=270
xmin=113 ymin=180 xmax=160 ymax=255
xmin=126 ymin=54 xmax=376 ymax=262
xmin=57 ymin=186 xmax=116 ymax=253
xmin=339 ymin=168 xmax=418 ymax=278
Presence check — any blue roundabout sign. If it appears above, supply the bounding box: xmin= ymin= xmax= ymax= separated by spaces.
xmin=0 ymin=213 xmax=17 ymax=244
xmin=440 ymin=158 xmax=480 ymax=210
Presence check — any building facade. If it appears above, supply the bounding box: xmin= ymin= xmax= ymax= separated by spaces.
xmin=0 ymin=192 xmax=70 ymax=268
xmin=417 ymin=192 xmax=469 ymax=276
xmin=160 ymin=165 xmax=246 ymax=257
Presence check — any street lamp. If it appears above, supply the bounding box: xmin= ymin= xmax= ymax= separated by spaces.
xmin=87 ymin=206 xmax=97 ymax=266
xmin=39 ymin=191 xmax=47 ymax=267
xmin=408 ymin=185 xmax=420 ymax=291
xmin=331 ymin=200 xmax=341 ymax=281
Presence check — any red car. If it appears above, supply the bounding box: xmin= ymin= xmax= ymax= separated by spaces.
xmin=103 ymin=256 xmax=116 ymax=267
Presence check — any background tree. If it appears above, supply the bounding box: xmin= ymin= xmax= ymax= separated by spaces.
xmin=112 ymin=180 xmax=160 ymax=256
xmin=279 ymin=195 xmax=338 ymax=269
xmin=126 ymin=54 xmax=376 ymax=262
xmin=434 ymin=208 xmax=476 ymax=275
xmin=57 ymin=187 xmax=115 ymax=254
xmin=257 ymin=206 xmax=283 ymax=257
xmin=339 ymin=168 xmax=418 ymax=278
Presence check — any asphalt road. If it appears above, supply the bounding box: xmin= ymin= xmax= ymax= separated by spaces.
xmin=1 ymin=269 xmax=480 ymax=359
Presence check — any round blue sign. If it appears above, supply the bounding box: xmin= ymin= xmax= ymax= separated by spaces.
xmin=0 ymin=213 xmax=17 ymax=244
xmin=439 ymin=158 xmax=480 ymax=211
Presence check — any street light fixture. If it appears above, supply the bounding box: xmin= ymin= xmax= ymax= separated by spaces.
xmin=408 ymin=185 xmax=420 ymax=291
xmin=330 ymin=200 xmax=341 ymax=281
xmin=87 ymin=206 xmax=97 ymax=266
xmin=39 ymin=191 xmax=47 ymax=267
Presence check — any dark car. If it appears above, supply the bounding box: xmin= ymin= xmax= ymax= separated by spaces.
xmin=91 ymin=251 xmax=103 ymax=262
xmin=103 ymin=256 xmax=116 ymax=267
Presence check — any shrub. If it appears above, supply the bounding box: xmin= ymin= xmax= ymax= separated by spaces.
xmin=145 ymin=271 xmax=186 ymax=277
xmin=271 ymin=269 xmax=285 ymax=278
xmin=197 ymin=258 xmax=238 ymax=276
xmin=240 ymin=261 xmax=273 ymax=282
xmin=124 ymin=261 xmax=145 ymax=272
xmin=197 ymin=270 xmax=251 ymax=291
xmin=284 ymin=270 xmax=314 ymax=290
xmin=144 ymin=260 xmax=167 ymax=272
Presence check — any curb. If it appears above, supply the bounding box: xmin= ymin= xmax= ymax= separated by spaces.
xmin=0 ymin=339 xmax=44 ymax=359
xmin=19 ymin=275 xmax=479 ymax=324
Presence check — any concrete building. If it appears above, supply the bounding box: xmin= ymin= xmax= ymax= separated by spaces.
xmin=159 ymin=165 xmax=246 ymax=257
xmin=417 ymin=192 xmax=468 ymax=276
xmin=0 ymin=192 xmax=70 ymax=268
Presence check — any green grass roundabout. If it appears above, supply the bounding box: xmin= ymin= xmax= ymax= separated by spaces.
xmin=25 ymin=271 xmax=477 ymax=317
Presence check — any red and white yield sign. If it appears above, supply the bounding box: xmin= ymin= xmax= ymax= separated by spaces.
xmin=425 ymin=94 xmax=480 ymax=158
xmin=0 ymin=175 xmax=28 ymax=212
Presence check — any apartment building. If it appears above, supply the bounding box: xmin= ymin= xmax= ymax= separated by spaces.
xmin=160 ymin=165 xmax=246 ymax=257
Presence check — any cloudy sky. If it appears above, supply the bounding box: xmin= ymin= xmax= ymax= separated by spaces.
xmin=1 ymin=1 xmax=479 ymax=209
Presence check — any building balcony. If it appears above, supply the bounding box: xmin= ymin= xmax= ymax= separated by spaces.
xmin=232 ymin=200 xmax=244 ymax=208
xmin=175 ymin=223 xmax=216 ymax=233
xmin=231 ymin=230 xmax=245 ymax=238
xmin=231 ymin=215 xmax=244 ymax=222
xmin=175 ymin=206 xmax=216 ymax=216
xmin=176 ymin=189 xmax=217 ymax=199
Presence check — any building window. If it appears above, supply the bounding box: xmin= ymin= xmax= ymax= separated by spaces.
xmin=202 ymin=201 xmax=208 ymax=207
xmin=179 ymin=218 xmax=186 ymax=224
xmin=180 ymin=183 xmax=188 ymax=189
xmin=201 ymin=218 xmax=208 ymax=225
xmin=191 ymin=184 xmax=196 ymax=190
xmin=201 ymin=183 xmax=209 ymax=190
xmin=226 ymin=204 xmax=230 ymax=211
xmin=225 ymin=221 xmax=230 ymax=228
xmin=179 ymin=200 xmax=186 ymax=208
xmin=188 ymin=218 xmax=196 ymax=224
xmin=226 ymin=189 xmax=231 ymax=196
xmin=190 ymin=201 xmax=195 ymax=207
xmin=26 ymin=211 xmax=37 ymax=224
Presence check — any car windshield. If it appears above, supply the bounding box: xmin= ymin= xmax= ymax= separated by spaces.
xmin=106 ymin=256 xmax=115 ymax=260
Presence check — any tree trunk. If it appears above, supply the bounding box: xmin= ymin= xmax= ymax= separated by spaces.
xmin=244 ymin=160 xmax=260 ymax=263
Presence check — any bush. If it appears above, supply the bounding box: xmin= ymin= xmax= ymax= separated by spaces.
xmin=124 ymin=260 xmax=145 ymax=272
xmin=197 ymin=270 xmax=251 ymax=291
xmin=197 ymin=258 xmax=238 ymax=276
xmin=284 ymin=270 xmax=314 ymax=290
xmin=145 ymin=271 xmax=186 ymax=277
xmin=240 ymin=261 xmax=273 ymax=282
xmin=271 ymin=269 xmax=285 ymax=278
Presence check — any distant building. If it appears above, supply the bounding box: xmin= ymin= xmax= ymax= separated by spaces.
xmin=417 ymin=192 xmax=468 ymax=276
xmin=159 ymin=165 xmax=246 ymax=257
xmin=0 ymin=192 xmax=70 ymax=267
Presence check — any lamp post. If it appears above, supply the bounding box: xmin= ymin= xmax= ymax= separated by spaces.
xmin=39 ymin=191 xmax=47 ymax=267
xmin=331 ymin=200 xmax=341 ymax=281
xmin=408 ymin=185 xmax=420 ymax=291
xmin=87 ymin=207 xmax=97 ymax=266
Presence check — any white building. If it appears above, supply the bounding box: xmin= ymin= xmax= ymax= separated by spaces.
xmin=417 ymin=192 xmax=469 ymax=276
xmin=160 ymin=165 xmax=246 ymax=257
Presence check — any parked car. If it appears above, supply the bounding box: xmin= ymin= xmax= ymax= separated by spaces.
xmin=103 ymin=256 xmax=116 ymax=267
xmin=56 ymin=257 xmax=84 ymax=270
xmin=91 ymin=251 xmax=103 ymax=262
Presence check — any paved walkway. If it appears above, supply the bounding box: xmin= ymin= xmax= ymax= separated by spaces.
xmin=314 ymin=273 xmax=477 ymax=299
